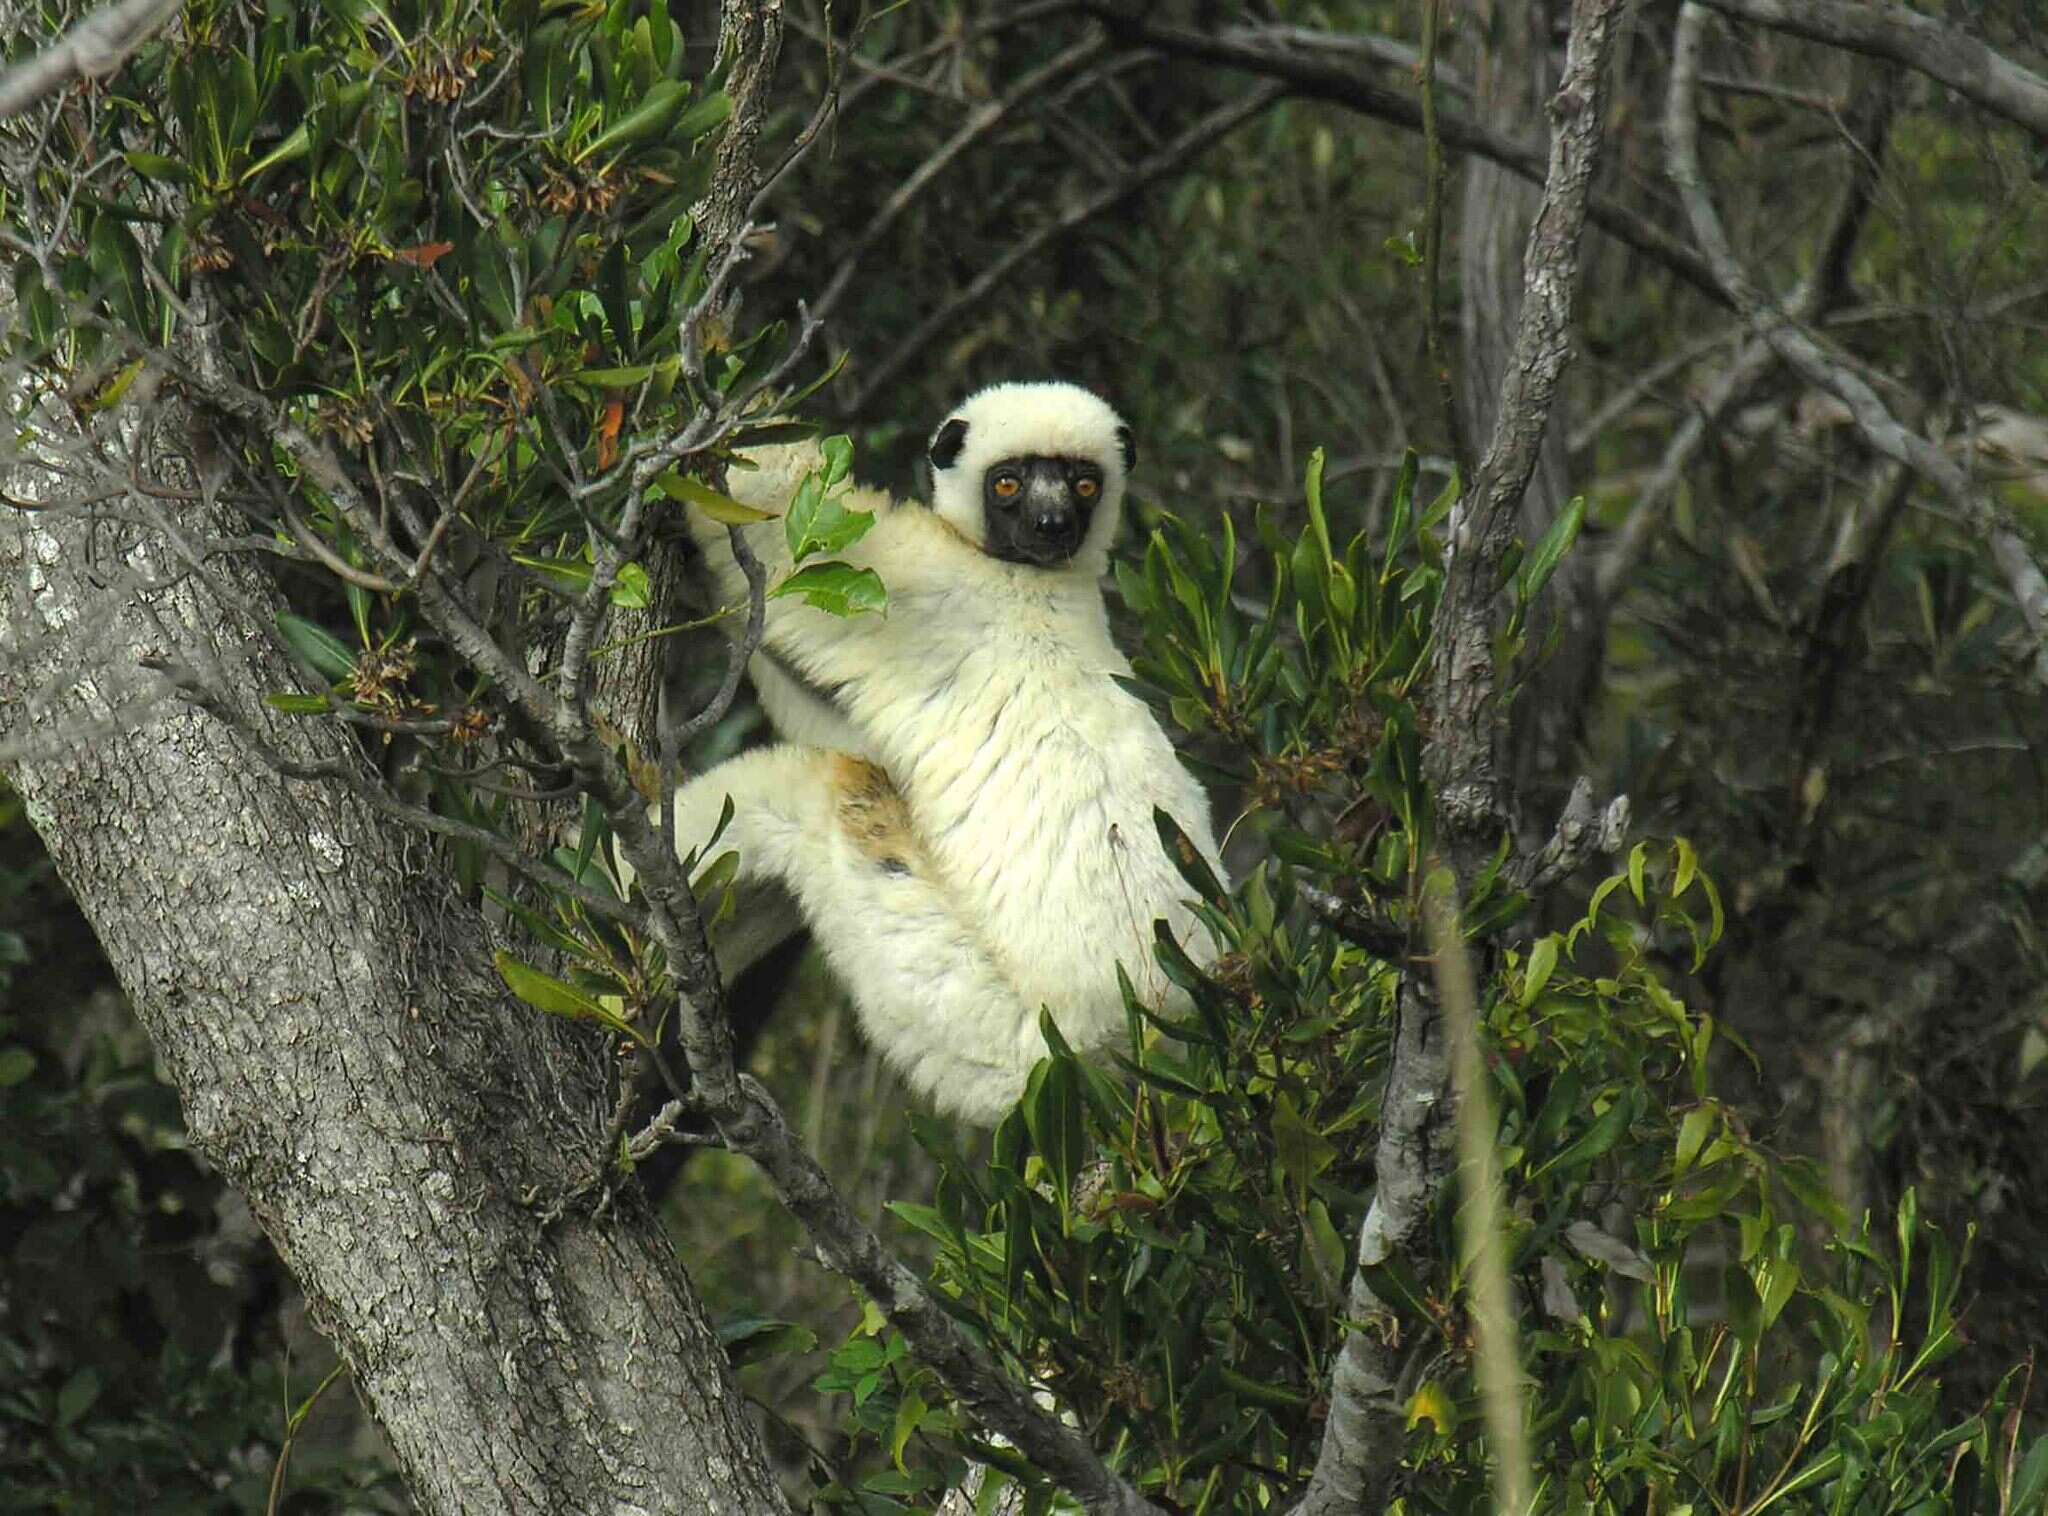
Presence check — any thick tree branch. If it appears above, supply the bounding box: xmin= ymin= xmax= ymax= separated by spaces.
xmin=1667 ymin=4 xmax=2048 ymax=685
xmin=0 ymin=0 xmax=179 ymax=117
xmin=1513 ymin=776 xmax=1631 ymax=893
xmin=1692 ymin=0 xmax=2048 ymax=141
xmin=1294 ymin=7 xmax=1629 ymax=1513
xmin=1426 ymin=0 xmax=1625 ymax=870
xmin=2 ymin=478 xmax=797 ymax=1516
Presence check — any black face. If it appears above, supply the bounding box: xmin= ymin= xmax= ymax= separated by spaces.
xmin=980 ymin=454 xmax=1104 ymax=566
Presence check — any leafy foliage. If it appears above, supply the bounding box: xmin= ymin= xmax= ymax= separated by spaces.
xmin=3 ymin=0 xmax=825 ymax=809
xmin=771 ymin=460 xmax=2043 ymax=1514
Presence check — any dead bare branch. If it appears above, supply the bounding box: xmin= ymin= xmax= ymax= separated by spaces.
xmin=1667 ymin=3 xmax=2048 ymax=685
xmin=0 ymin=0 xmax=180 ymax=118
xmin=1693 ymin=0 xmax=2048 ymax=141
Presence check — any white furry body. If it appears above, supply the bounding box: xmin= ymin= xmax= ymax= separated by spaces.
xmin=670 ymin=390 xmax=1222 ymax=1122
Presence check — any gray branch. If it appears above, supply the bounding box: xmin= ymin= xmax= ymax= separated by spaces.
xmin=0 ymin=0 xmax=180 ymax=118
xmin=1692 ymin=0 xmax=2048 ymax=141
xmin=1076 ymin=4 xmax=1726 ymax=305
xmin=1292 ymin=5 xmax=1629 ymax=1513
xmin=1667 ymin=4 xmax=2048 ymax=685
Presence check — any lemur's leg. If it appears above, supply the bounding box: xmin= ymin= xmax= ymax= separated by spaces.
xmin=665 ymin=745 xmax=1050 ymax=1123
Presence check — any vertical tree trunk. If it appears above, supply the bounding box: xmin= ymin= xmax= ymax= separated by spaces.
xmin=1 ymin=495 xmax=792 ymax=1515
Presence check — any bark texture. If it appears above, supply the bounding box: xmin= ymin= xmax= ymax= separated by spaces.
xmin=0 ymin=496 xmax=792 ymax=1516
xmin=1456 ymin=0 xmax=1604 ymax=812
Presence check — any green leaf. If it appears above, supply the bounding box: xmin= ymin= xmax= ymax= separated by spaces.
xmin=1303 ymin=1197 xmax=1347 ymax=1302
xmin=480 ymin=888 xmax=589 ymax=964
xmin=769 ymin=562 xmax=886 ymax=618
xmin=0 ymin=1047 xmax=34 ymax=1086
xmin=818 ymin=434 xmax=854 ymax=490
xmin=719 ymin=1316 xmax=819 ymax=1367
xmin=1153 ymin=807 xmax=1225 ymax=906
xmin=1528 ymin=1089 xmax=1635 ymax=1182
xmin=784 ymin=473 xmax=874 ymax=563
xmin=242 ymin=123 xmax=313 ymax=183
xmin=276 ymin=614 xmax=356 ymax=680
xmin=610 ymin=561 xmax=651 ymax=610
xmin=1272 ymin=1092 xmax=1335 ymax=1205
xmin=889 ymin=1385 xmax=927 ymax=1471
xmin=468 ymin=232 xmax=521 ymax=333
xmin=1518 ymin=494 xmax=1586 ymax=605
xmin=1519 ymin=934 xmax=1560 ymax=1008
xmin=575 ymin=79 xmax=693 ymax=164
xmin=55 ymin=1368 xmax=101 ymax=1428
xmin=88 ymin=215 xmax=152 ymax=334
xmin=2010 ymin=1436 xmax=2048 ymax=1516
xmin=1022 ymin=1036 xmax=1086 ymax=1213
xmin=494 ymin=951 xmax=633 ymax=1036
xmin=1674 ymin=1105 xmax=1716 ymax=1179
xmin=575 ymin=363 xmax=656 ymax=388
xmin=124 ymin=152 xmax=195 ymax=186
xmin=264 ymin=692 xmax=333 ymax=715
xmin=1672 ymin=836 xmax=1698 ymax=898
xmin=512 ymin=554 xmax=592 ymax=596
xmin=672 ymin=87 xmax=734 ymax=144
xmin=1302 ymin=446 xmax=1334 ymax=567
xmin=653 ymin=471 xmax=779 ymax=522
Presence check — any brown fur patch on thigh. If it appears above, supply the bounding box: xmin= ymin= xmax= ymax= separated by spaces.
xmin=828 ymin=755 xmax=920 ymax=877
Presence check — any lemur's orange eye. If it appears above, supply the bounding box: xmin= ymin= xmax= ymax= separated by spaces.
xmin=1075 ymin=477 xmax=1099 ymax=499
xmin=993 ymin=473 xmax=1021 ymax=499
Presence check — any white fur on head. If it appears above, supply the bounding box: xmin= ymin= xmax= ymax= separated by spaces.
xmin=927 ymin=381 xmax=1133 ymax=568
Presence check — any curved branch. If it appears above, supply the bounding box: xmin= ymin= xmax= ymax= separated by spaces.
xmin=1693 ymin=0 xmax=2048 ymax=141
xmin=1595 ymin=59 xmax=1893 ymax=604
xmin=1667 ymin=4 xmax=2048 ymax=685
xmin=1076 ymin=4 xmax=1728 ymax=305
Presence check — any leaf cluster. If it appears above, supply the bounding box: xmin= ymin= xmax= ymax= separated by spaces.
xmin=777 ymin=459 xmax=2043 ymax=1514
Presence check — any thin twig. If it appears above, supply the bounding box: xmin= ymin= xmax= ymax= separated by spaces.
xmin=846 ymin=82 xmax=1283 ymax=414
xmin=811 ymin=31 xmax=1110 ymax=324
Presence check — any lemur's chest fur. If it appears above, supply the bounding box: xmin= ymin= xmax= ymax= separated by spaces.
xmin=830 ymin=576 xmax=1207 ymax=1010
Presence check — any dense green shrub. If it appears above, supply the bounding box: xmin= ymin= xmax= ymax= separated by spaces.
xmin=780 ymin=460 xmax=2045 ymax=1515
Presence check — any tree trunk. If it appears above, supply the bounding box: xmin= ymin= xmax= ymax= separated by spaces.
xmin=0 ymin=493 xmax=792 ymax=1516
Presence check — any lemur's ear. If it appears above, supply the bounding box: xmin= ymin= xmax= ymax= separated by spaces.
xmin=928 ymin=417 xmax=970 ymax=471
xmin=1115 ymin=424 xmax=1136 ymax=475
